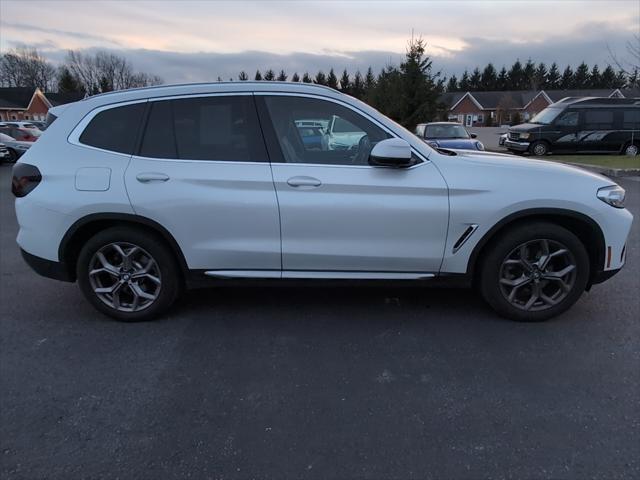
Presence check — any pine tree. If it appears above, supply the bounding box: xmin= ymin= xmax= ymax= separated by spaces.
xmin=446 ymin=75 xmax=458 ymax=92
xmin=497 ymin=67 xmax=508 ymax=90
xmin=238 ymin=71 xmax=248 ymax=81
xmin=277 ymin=70 xmax=287 ymax=81
xmin=99 ymin=76 xmax=112 ymax=93
xmin=614 ymin=69 xmax=626 ymax=88
xmin=600 ymin=65 xmax=616 ymax=88
xmin=398 ymin=36 xmax=442 ymax=130
xmin=351 ymin=70 xmax=364 ymax=99
xmin=628 ymin=68 xmax=639 ymax=88
xmin=533 ymin=63 xmax=547 ymax=90
xmin=57 ymin=66 xmax=83 ymax=93
xmin=459 ymin=70 xmax=470 ymax=91
xmin=480 ymin=63 xmax=497 ymax=90
xmin=364 ymin=66 xmax=376 ymax=90
xmin=560 ymin=66 xmax=574 ymax=89
xmin=507 ymin=60 xmax=524 ymax=90
xmin=546 ymin=63 xmax=561 ymax=89
xmin=589 ymin=64 xmax=601 ymax=88
xmin=523 ymin=59 xmax=536 ymax=89
xmin=573 ymin=62 xmax=590 ymax=88
xmin=469 ymin=67 xmax=481 ymax=91
xmin=326 ymin=68 xmax=339 ymax=89
xmin=291 ymin=72 xmax=300 ymax=82
xmin=314 ymin=71 xmax=327 ymax=85
xmin=302 ymin=72 xmax=312 ymax=83
xmin=371 ymin=66 xmax=402 ymax=121
xmin=263 ymin=69 xmax=276 ymax=81
xmin=339 ymin=69 xmax=350 ymax=93
xmin=254 ymin=70 xmax=263 ymax=81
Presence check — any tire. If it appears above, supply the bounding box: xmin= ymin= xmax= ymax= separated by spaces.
xmin=622 ymin=142 xmax=639 ymax=156
xmin=77 ymin=227 xmax=181 ymax=321
xmin=7 ymin=149 xmax=18 ymax=163
xmin=479 ymin=222 xmax=590 ymax=322
xmin=529 ymin=141 xmax=549 ymax=156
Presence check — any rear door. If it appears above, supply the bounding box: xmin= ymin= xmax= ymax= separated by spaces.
xmin=580 ymin=109 xmax=616 ymax=152
xmin=125 ymin=94 xmax=281 ymax=274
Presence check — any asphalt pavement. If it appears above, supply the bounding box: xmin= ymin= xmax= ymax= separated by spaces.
xmin=1 ymin=163 xmax=639 ymax=479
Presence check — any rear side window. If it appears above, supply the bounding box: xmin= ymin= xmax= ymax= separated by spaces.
xmin=622 ymin=109 xmax=640 ymax=129
xmin=584 ymin=110 xmax=614 ymax=129
xmin=139 ymin=95 xmax=266 ymax=161
xmin=79 ymin=103 xmax=146 ymax=154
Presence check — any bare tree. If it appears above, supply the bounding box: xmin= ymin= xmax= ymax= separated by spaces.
xmin=65 ymin=50 xmax=162 ymax=94
xmin=0 ymin=47 xmax=56 ymax=91
xmin=607 ymin=34 xmax=640 ymax=75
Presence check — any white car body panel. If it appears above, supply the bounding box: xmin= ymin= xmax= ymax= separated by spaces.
xmin=13 ymin=82 xmax=633 ymax=286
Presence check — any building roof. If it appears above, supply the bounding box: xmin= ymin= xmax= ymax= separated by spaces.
xmin=0 ymin=87 xmax=35 ymax=109
xmin=45 ymin=92 xmax=86 ymax=106
xmin=441 ymin=88 xmax=640 ymax=111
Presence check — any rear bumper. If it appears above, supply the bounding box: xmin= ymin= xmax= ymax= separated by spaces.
xmin=504 ymin=139 xmax=530 ymax=152
xmin=21 ymin=249 xmax=74 ymax=282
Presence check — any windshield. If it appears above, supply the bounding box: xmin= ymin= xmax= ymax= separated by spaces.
xmin=529 ymin=107 xmax=561 ymax=125
xmin=424 ymin=124 xmax=470 ymax=139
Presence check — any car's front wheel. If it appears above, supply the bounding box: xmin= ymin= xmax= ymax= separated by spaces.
xmin=529 ymin=141 xmax=549 ymax=156
xmin=77 ymin=227 xmax=181 ymax=321
xmin=479 ymin=222 xmax=590 ymax=322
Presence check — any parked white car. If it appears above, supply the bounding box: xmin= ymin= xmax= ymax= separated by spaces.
xmin=13 ymin=82 xmax=632 ymax=322
xmin=0 ymin=132 xmax=32 ymax=162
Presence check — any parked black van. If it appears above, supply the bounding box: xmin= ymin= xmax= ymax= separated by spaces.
xmin=504 ymin=97 xmax=640 ymax=156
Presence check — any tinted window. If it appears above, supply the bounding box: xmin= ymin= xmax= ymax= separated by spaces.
xmin=623 ymin=109 xmax=640 ymax=129
xmin=140 ymin=100 xmax=176 ymax=159
xmin=79 ymin=103 xmax=145 ymax=154
xmin=584 ymin=110 xmax=614 ymax=129
xmin=172 ymin=96 xmax=264 ymax=161
xmin=263 ymin=96 xmax=390 ymax=165
xmin=555 ymin=111 xmax=579 ymax=127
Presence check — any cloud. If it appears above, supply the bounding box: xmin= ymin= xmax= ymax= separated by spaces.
xmin=1 ymin=22 xmax=122 ymax=47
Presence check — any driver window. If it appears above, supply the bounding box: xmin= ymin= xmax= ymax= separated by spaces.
xmin=263 ymin=96 xmax=390 ymax=165
xmin=555 ymin=111 xmax=579 ymax=127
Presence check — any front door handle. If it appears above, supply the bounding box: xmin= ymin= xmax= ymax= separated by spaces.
xmin=286 ymin=176 xmax=322 ymax=188
xmin=136 ymin=172 xmax=170 ymax=183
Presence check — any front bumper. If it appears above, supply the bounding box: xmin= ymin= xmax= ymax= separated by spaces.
xmin=504 ymin=139 xmax=530 ymax=152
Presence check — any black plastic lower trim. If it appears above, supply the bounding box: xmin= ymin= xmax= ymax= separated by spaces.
xmin=591 ymin=268 xmax=621 ymax=285
xmin=21 ymin=249 xmax=73 ymax=282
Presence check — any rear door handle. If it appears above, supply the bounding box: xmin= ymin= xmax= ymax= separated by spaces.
xmin=286 ymin=176 xmax=322 ymax=188
xmin=136 ymin=172 xmax=170 ymax=183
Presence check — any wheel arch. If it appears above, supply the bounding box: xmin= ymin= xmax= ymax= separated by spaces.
xmin=467 ymin=208 xmax=605 ymax=287
xmin=59 ymin=213 xmax=189 ymax=282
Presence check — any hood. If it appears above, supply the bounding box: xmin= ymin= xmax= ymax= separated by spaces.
xmin=510 ymin=123 xmax=549 ymax=132
xmin=426 ymin=138 xmax=480 ymax=149
xmin=451 ymin=149 xmax=612 ymax=184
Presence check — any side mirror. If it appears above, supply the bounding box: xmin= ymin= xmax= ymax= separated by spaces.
xmin=369 ymin=138 xmax=414 ymax=168
xmin=470 ymin=133 xmax=477 ymax=139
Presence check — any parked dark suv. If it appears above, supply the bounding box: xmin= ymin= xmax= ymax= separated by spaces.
xmin=505 ymin=97 xmax=640 ymax=156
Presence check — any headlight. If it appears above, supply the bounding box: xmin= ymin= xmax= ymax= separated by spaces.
xmin=519 ymin=133 xmax=530 ymax=140
xmin=597 ymin=185 xmax=625 ymax=208
xmin=475 ymin=141 xmax=485 ymax=151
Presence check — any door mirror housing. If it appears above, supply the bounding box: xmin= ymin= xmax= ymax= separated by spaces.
xmin=470 ymin=133 xmax=477 ymax=139
xmin=369 ymin=138 xmax=414 ymax=168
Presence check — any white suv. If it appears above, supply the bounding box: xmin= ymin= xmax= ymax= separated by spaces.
xmin=12 ymin=82 xmax=633 ymax=322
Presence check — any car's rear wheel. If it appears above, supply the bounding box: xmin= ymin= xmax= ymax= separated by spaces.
xmin=479 ymin=222 xmax=590 ymax=322
xmin=7 ymin=149 xmax=18 ymax=163
xmin=529 ymin=141 xmax=549 ymax=156
xmin=623 ymin=142 xmax=639 ymax=156
xmin=77 ymin=227 xmax=181 ymax=321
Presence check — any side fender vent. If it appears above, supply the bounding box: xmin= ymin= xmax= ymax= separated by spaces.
xmin=452 ymin=224 xmax=479 ymax=254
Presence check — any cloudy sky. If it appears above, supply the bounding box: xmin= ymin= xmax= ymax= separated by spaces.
xmin=1 ymin=0 xmax=638 ymax=83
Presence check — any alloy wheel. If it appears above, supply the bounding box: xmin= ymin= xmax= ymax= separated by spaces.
xmin=624 ymin=144 xmax=639 ymax=156
xmin=498 ymin=239 xmax=577 ymax=311
xmin=533 ymin=143 xmax=547 ymax=156
xmin=88 ymin=242 xmax=161 ymax=312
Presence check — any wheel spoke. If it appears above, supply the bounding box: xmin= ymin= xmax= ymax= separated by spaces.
xmin=500 ymin=275 xmax=531 ymax=288
xmin=523 ymin=283 xmax=541 ymax=310
xmin=96 ymin=252 xmax=120 ymax=275
xmin=543 ymin=264 xmax=575 ymax=279
xmin=130 ymin=282 xmax=156 ymax=301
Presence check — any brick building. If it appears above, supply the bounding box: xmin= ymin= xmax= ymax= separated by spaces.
xmin=439 ymin=88 xmax=640 ymax=126
xmin=0 ymin=88 xmax=84 ymax=122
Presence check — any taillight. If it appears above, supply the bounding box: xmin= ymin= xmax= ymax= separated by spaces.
xmin=12 ymin=163 xmax=42 ymax=197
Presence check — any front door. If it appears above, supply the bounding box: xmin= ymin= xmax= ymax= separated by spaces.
xmin=465 ymin=114 xmax=473 ymax=127
xmin=257 ymin=94 xmax=449 ymax=275
xmin=125 ymin=94 xmax=281 ymax=273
